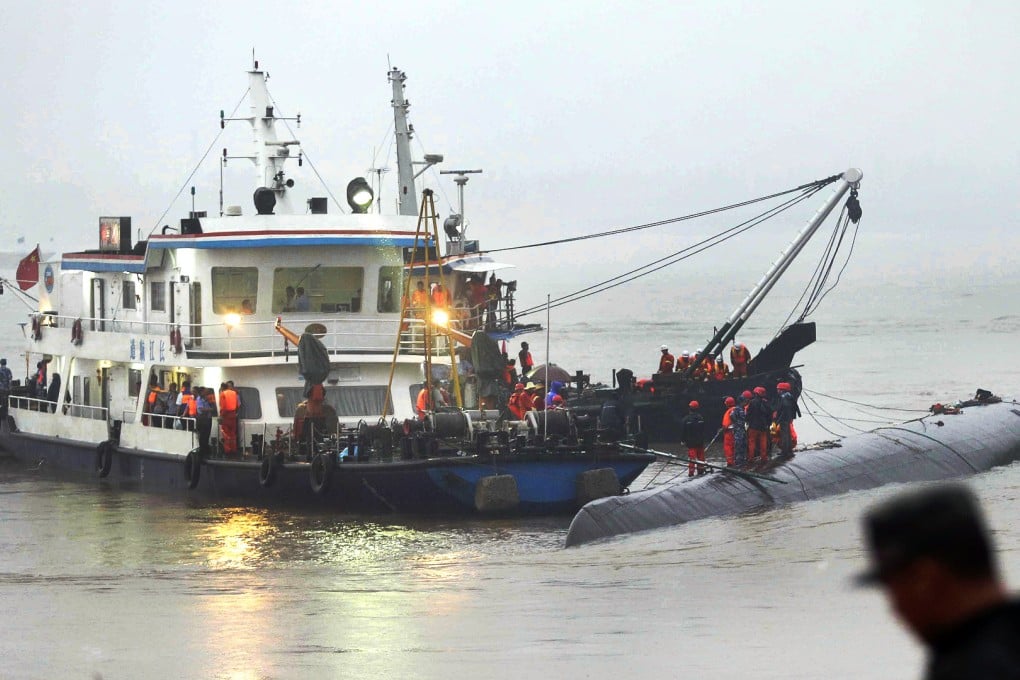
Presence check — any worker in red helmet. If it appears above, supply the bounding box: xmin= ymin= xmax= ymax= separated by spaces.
xmin=747 ymin=386 xmax=771 ymax=462
xmin=730 ymin=340 xmax=752 ymax=378
xmin=773 ymin=381 xmax=798 ymax=456
xmin=681 ymin=400 xmax=707 ymax=476
xmin=721 ymin=396 xmax=739 ymax=466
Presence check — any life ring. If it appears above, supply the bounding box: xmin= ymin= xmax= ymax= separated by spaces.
xmin=259 ymin=453 xmax=280 ymax=488
xmin=31 ymin=317 xmax=42 ymax=341
xmin=71 ymin=318 xmax=84 ymax=346
xmin=309 ymin=452 xmax=333 ymax=494
xmin=95 ymin=441 xmax=114 ymax=478
xmin=184 ymin=449 xmax=201 ymax=489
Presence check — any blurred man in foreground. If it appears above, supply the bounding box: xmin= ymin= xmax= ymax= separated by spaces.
xmin=857 ymin=484 xmax=1020 ymax=679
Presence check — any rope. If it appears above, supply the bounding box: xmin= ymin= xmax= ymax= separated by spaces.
xmin=266 ymin=89 xmax=347 ymax=214
xmin=484 ymin=173 xmax=842 ymax=255
xmin=802 ymin=388 xmax=930 ymax=413
xmin=515 ymin=185 xmax=825 ymax=317
xmin=873 ymin=426 xmax=978 ymax=473
xmin=148 ymin=87 xmax=250 ymax=237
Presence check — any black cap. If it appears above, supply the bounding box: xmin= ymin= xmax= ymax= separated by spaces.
xmin=856 ymin=484 xmax=994 ymax=586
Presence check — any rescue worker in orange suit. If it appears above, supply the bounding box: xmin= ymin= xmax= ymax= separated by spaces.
xmin=721 ymin=396 xmax=738 ymax=466
xmin=410 ymin=281 xmax=428 ymax=313
xmin=681 ymin=400 xmax=707 ymax=476
xmin=730 ymin=340 xmax=752 ymax=378
xmin=507 ymin=383 xmax=528 ymax=420
xmin=691 ymin=353 xmax=706 ymax=380
xmin=700 ymin=354 xmax=715 ymax=381
xmin=714 ymin=357 xmax=730 ymax=381
xmin=431 ymin=282 xmax=450 ymax=309
xmin=527 ymin=382 xmax=546 ymax=412
xmin=218 ymin=381 xmax=240 ymax=456
xmin=746 ymin=386 xmax=771 ymax=462
xmin=178 ymin=381 xmax=197 ymax=432
xmin=518 ymin=342 xmax=534 ymax=381
xmin=144 ymin=376 xmax=164 ymax=427
xmin=415 ymin=380 xmax=435 ymax=421
xmin=677 ymin=351 xmax=692 ymax=372
xmin=657 ymin=345 xmax=675 ymax=373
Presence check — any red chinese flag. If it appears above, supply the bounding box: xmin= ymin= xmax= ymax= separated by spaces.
xmin=16 ymin=246 xmax=40 ymax=291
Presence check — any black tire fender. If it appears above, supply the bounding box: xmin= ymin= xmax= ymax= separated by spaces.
xmin=309 ymin=452 xmax=333 ymax=494
xmin=259 ymin=454 xmax=278 ymax=488
xmin=96 ymin=441 xmax=114 ymax=478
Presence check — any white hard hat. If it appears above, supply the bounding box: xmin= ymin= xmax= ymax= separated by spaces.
xmin=660 ymin=345 xmax=668 ymax=351
xmin=682 ymin=351 xmax=690 ymax=357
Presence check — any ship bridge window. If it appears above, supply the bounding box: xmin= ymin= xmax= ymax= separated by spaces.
xmin=377 ymin=266 xmax=402 ymax=313
xmin=275 ymin=385 xmax=387 ymax=418
xmin=150 ymin=281 xmax=166 ymax=312
xmin=122 ymin=280 xmax=136 ymax=310
xmin=272 ymin=267 xmax=364 ymax=314
xmin=212 ymin=267 xmax=258 ymax=314
xmin=234 ymin=386 xmax=262 ymax=420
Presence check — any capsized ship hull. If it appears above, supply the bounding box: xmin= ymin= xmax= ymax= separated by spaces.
xmin=565 ymin=399 xmax=1020 ymax=546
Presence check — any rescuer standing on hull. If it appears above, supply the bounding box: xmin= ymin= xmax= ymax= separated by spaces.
xmin=774 ymin=382 xmax=798 ymax=456
xmin=857 ymin=484 xmax=1020 ymax=679
xmin=747 ymin=386 xmax=771 ymax=462
xmin=681 ymin=401 xmax=707 ymax=476
xmin=657 ymin=345 xmax=675 ymax=374
xmin=721 ymin=396 xmax=738 ymax=466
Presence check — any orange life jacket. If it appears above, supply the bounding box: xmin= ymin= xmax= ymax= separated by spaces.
xmin=416 ymin=388 xmax=431 ymax=419
xmin=431 ymin=288 xmax=450 ymax=308
xmin=722 ymin=406 xmax=735 ymax=429
xmin=658 ymin=353 xmax=675 ymax=373
xmin=411 ymin=290 xmax=428 ymax=308
xmin=180 ymin=392 xmax=197 ymax=417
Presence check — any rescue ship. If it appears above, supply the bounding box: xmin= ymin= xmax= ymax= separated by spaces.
xmin=0 ymin=60 xmax=653 ymax=514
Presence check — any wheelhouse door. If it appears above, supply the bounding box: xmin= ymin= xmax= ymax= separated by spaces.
xmin=90 ymin=279 xmax=105 ymax=331
xmin=189 ymin=282 xmax=202 ymax=348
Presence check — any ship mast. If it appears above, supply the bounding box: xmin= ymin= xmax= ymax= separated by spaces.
xmin=389 ymin=68 xmax=418 ymax=216
xmin=222 ymin=60 xmax=302 ymax=215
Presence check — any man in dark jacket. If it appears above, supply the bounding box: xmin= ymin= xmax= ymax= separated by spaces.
xmin=773 ymin=381 xmax=798 ymax=456
xmin=680 ymin=400 xmax=707 ymax=477
xmin=857 ymin=484 xmax=1020 ymax=679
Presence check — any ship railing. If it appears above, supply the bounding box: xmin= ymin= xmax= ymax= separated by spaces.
xmin=142 ymin=413 xmax=196 ymax=432
xmin=9 ymin=395 xmax=109 ymax=421
xmin=32 ymin=312 xmax=452 ymax=358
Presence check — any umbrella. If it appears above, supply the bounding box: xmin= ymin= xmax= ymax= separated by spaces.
xmin=529 ymin=363 xmax=573 ymax=384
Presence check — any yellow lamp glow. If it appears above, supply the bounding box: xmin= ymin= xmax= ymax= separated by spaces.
xmin=431 ymin=309 xmax=450 ymax=328
xmin=225 ymin=313 xmax=242 ymax=331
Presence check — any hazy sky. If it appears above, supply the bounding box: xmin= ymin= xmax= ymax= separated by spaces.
xmin=1 ymin=1 xmax=1017 ymax=316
